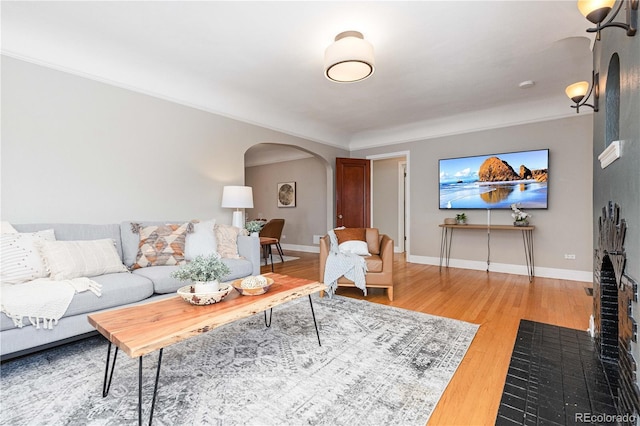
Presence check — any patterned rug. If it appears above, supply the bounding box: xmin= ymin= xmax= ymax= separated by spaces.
xmin=0 ymin=295 xmax=478 ymax=426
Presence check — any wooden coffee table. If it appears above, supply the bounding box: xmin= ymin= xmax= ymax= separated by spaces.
xmin=88 ymin=273 xmax=326 ymax=425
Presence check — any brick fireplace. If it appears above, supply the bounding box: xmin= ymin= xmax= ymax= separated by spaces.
xmin=593 ymin=202 xmax=640 ymax=418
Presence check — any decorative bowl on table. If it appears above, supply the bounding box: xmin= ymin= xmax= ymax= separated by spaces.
xmin=177 ymin=284 xmax=233 ymax=305
xmin=232 ymin=276 xmax=275 ymax=296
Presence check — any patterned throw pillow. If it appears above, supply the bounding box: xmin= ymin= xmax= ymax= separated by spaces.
xmin=131 ymin=222 xmax=193 ymax=270
xmin=214 ymin=224 xmax=241 ymax=259
xmin=1 ymin=229 xmax=56 ymax=284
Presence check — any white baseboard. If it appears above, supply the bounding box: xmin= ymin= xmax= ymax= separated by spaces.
xmin=281 ymin=243 xmax=320 ymax=254
xmin=407 ymin=255 xmax=593 ymax=283
xmin=276 ymin=249 xmax=593 ymax=282
xmin=285 ymin=244 xmax=405 ymax=255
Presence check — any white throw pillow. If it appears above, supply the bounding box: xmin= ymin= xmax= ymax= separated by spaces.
xmin=39 ymin=239 xmax=128 ymax=280
xmin=1 ymin=229 xmax=56 ymax=284
xmin=185 ymin=219 xmax=217 ymax=261
xmin=1 ymin=221 xmax=18 ymax=234
xmin=338 ymin=240 xmax=371 ymax=256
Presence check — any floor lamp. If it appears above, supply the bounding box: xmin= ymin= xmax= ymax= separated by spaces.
xmin=221 ymin=186 xmax=254 ymax=229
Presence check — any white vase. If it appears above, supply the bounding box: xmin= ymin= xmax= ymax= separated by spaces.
xmin=250 ymin=232 xmax=259 ymax=237
xmin=193 ymin=280 xmax=220 ymax=293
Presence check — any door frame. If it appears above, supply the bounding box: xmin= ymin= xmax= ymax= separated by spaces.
xmin=398 ymin=161 xmax=406 ymax=253
xmin=366 ymin=151 xmax=410 ymax=257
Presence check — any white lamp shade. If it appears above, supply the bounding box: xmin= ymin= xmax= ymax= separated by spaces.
xmin=221 ymin=186 xmax=254 ymax=209
xmin=577 ymin=0 xmax=615 ymax=23
xmin=325 ymin=31 xmax=375 ymax=83
xmin=565 ymin=81 xmax=589 ymax=102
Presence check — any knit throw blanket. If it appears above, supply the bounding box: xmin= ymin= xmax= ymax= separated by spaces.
xmin=0 ymin=278 xmax=102 ymax=329
xmin=323 ymin=229 xmax=368 ymax=297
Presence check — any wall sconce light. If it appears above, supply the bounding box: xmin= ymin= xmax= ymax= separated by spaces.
xmin=577 ymin=0 xmax=638 ymax=39
xmin=324 ymin=31 xmax=375 ymax=83
xmin=221 ymin=185 xmax=254 ymax=229
xmin=566 ymin=71 xmax=600 ymax=113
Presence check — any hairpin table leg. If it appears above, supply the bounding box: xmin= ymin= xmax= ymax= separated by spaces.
xmin=138 ymin=348 xmax=163 ymax=426
xmin=308 ymin=295 xmax=321 ymax=347
xmin=102 ymin=342 xmax=119 ymax=398
xmin=264 ymin=308 xmax=273 ymax=327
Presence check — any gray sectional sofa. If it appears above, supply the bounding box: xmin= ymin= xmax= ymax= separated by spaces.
xmin=1 ymin=222 xmax=260 ymax=360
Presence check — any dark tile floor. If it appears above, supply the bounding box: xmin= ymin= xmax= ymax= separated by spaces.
xmin=496 ymin=320 xmax=619 ymax=425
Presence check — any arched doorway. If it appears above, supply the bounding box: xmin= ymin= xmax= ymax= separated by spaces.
xmin=244 ymin=143 xmax=332 ymax=253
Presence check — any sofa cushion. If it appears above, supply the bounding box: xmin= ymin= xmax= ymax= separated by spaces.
xmin=214 ymin=224 xmax=241 ymax=259
xmin=221 ymin=258 xmax=255 ymax=281
xmin=134 ymin=257 xmax=254 ymax=294
xmin=133 ymin=265 xmax=183 ymax=294
xmin=0 ymin=229 xmax=56 ymax=284
xmin=39 ymin=239 xmax=128 ymax=280
xmin=364 ymin=255 xmax=383 ymax=273
xmin=0 ymin=272 xmax=154 ymax=331
xmin=131 ymin=222 xmax=193 ymax=270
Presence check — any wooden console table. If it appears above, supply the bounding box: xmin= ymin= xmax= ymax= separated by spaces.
xmin=439 ymin=223 xmax=535 ymax=282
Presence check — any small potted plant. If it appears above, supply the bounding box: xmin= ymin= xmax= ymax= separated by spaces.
xmin=245 ymin=220 xmax=265 ymax=237
xmin=455 ymin=213 xmax=467 ymax=225
xmin=511 ymin=204 xmax=531 ymax=226
xmin=170 ymin=253 xmax=231 ymax=293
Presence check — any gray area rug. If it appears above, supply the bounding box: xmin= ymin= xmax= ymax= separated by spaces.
xmin=0 ymin=295 xmax=478 ymax=425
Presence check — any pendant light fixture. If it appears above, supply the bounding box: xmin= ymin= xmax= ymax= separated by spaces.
xmin=324 ymin=31 xmax=375 ymax=83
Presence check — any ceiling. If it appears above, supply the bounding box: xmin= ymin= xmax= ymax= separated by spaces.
xmin=2 ymin=1 xmax=594 ymax=151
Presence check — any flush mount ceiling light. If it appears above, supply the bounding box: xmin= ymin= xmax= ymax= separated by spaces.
xmin=577 ymin=0 xmax=638 ymax=39
xmin=565 ymin=71 xmax=600 ymax=113
xmin=324 ymin=31 xmax=375 ymax=83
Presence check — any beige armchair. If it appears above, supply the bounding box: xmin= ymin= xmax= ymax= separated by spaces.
xmin=319 ymin=228 xmax=394 ymax=301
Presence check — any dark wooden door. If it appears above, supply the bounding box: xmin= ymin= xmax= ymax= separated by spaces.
xmin=335 ymin=157 xmax=370 ymax=228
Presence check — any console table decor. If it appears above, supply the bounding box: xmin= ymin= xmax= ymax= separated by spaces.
xmin=439 ymin=223 xmax=535 ymax=281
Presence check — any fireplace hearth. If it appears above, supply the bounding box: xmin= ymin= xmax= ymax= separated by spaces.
xmin=594 ymin=202 xmax=640 ymax=420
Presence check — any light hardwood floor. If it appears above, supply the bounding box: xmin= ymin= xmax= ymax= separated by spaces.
xmin=263 ymin=251 xmax=593 ymax=426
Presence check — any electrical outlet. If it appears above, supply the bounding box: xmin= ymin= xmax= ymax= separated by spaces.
xmin=281 ymin=235 xmax=286 ymax=239
xmin=313 ymin=235 xmax=322 ymax=244
xmin=564 ymin=254 xmax=576 ymax=260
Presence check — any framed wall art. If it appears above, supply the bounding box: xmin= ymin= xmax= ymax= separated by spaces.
xmin=277 ymin=182 xmax=296 ymax=207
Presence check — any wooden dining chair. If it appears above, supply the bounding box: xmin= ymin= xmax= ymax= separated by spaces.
xmin=259 ymin=219 xmax=285 ymax=270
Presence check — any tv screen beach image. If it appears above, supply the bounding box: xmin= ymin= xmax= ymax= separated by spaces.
xmin=439 ymin=149 xmax=549 ymax=209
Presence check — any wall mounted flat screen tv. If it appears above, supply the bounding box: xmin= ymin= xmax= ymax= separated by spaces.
xmin=439 ymin=149 xmax=549 ymax=209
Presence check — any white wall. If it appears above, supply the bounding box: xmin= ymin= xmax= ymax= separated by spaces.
xmin=1 ymin=56 xmax=347 ymax=224
xmin=353 ymin=115 xmax=594 ymax=281
xmin=372 ymin=157 xmax=402 ymax=243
